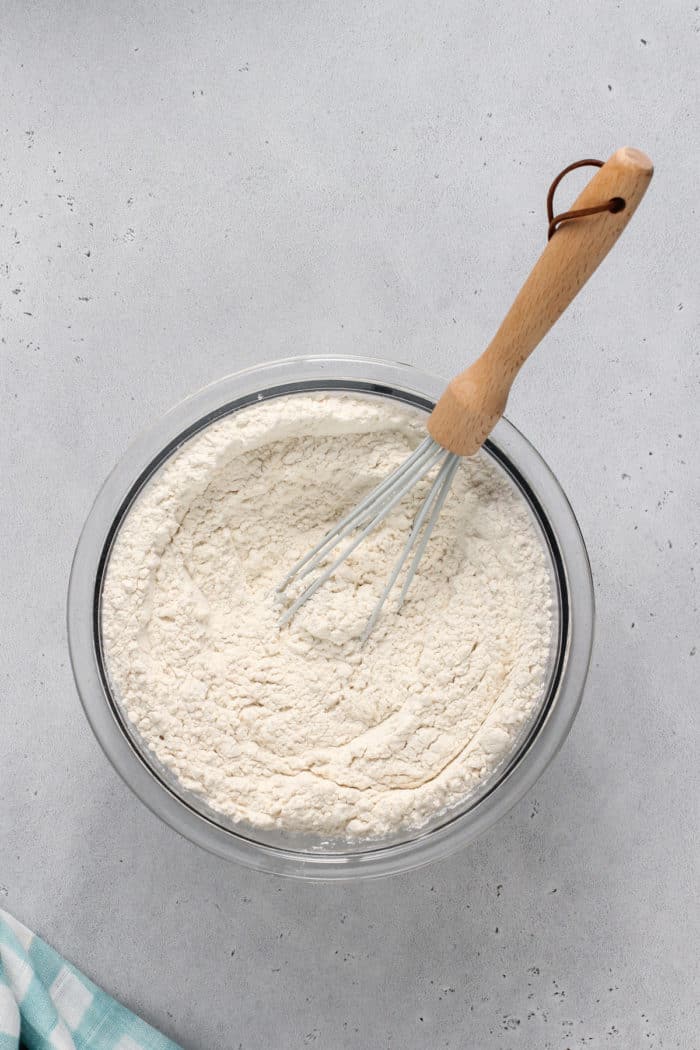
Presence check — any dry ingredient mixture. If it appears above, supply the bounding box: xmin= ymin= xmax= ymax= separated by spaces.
xmin=102 ymin=394 xmax=553 ymax=839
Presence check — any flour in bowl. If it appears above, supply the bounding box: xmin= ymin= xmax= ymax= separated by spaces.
xmin=102 ymin=394 xmax=553 ymax=838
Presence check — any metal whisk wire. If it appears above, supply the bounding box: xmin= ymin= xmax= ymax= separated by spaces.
xmin=276 ymin=437 xmax=459 ymax=640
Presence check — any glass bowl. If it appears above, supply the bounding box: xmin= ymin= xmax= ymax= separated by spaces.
xmin=67 ymin=356 xmax=594 ymax=880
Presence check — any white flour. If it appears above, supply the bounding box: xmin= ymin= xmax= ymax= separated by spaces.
xmin=102 ymin=394 xmax=553 ymax=838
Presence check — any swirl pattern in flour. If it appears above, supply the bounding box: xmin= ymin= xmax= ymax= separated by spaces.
xmin=102 ymin=394 xmax=553 ymax=838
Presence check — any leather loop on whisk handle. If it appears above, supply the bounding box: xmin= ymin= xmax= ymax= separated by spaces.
xmin=427 ymin=147 xmax=653 ymax=457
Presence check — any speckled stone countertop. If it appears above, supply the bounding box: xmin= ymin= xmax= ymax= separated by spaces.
xmin=1 ymin=2 xmax=697 ymax=1047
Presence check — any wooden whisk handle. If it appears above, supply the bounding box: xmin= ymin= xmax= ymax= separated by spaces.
xmin=427 ymin=146 xmax=654 ymax=456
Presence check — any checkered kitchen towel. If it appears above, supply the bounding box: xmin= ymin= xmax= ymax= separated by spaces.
xmin=0 ymin=910 xmax=181 ymax=1050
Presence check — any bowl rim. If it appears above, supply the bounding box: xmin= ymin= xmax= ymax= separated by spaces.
xmin=67 ymin=354 xmax=594 ymax=880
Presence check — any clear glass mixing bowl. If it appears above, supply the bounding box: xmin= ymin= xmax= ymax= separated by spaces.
xmin=67 ymin=356 xmax=594 ymax=880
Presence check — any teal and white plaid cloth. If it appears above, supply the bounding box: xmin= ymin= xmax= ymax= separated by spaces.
xmin=0 ymin=910 xmax=181 ymax=1050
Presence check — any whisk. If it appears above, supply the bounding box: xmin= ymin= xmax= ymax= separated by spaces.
xmin=278 ymin=147 xmax=653 ymax=641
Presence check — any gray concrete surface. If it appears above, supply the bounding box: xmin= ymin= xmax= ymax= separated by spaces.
xmin=1 ymin=1 xmax=698 ymax=1047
